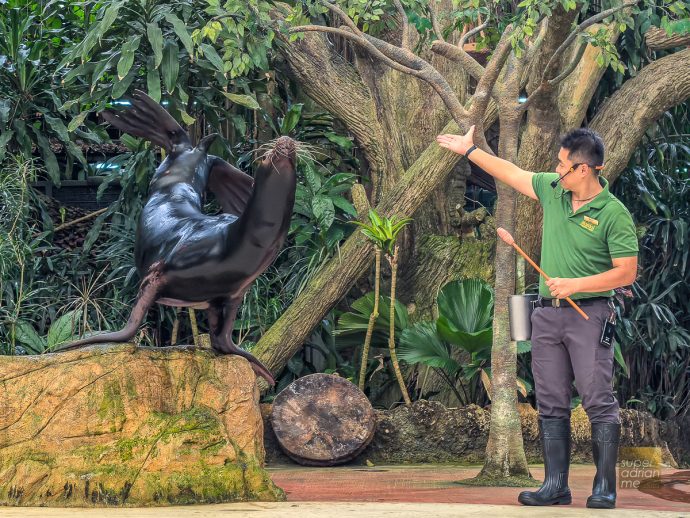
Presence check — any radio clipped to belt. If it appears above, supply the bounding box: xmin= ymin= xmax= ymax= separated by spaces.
xmin=599 ymin=299 xmax=617 ymax=348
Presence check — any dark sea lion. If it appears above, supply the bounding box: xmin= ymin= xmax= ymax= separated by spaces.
xmin=58 ymin=90 xmax=297 ymax=385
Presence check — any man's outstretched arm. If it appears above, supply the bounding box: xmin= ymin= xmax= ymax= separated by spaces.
xmin=437 ymin=125 xmax=538 ymax=201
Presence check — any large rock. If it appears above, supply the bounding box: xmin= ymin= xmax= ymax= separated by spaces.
xmin=0 ymin=344 xmax=284 ymax=506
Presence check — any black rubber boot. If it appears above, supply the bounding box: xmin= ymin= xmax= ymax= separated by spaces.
xmin=518 ymin=417 xmax=572 ymax=506
xmin=587 ymin=422 xmax=620 ymax=509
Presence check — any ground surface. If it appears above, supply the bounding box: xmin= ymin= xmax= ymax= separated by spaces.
xmin=2 ymin=464 xmax=688 ymax=516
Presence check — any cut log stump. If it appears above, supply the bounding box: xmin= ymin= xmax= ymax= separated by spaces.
xmin=270 ymin=373 xmax=375 ymax=466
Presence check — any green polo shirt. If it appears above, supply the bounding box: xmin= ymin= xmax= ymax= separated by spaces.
xmin=531 ymin=172 xmax=638 ymax=300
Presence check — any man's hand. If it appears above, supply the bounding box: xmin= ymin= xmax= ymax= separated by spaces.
xmin=436 ymin=125 xmax=475 ymax=156
xmin=546 ymin=278 xmax=581 ymax=299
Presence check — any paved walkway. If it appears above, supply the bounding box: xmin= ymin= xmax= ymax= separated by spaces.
xmin=1 ymin=464 xmax=687 ymax=517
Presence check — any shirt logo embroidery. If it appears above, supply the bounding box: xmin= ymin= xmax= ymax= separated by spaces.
xmin=584 ymin=215 xmax=599 ymax=225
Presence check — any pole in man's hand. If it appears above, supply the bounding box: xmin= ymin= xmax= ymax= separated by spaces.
xmin=497 ymin=227 xmax=589 ymax=321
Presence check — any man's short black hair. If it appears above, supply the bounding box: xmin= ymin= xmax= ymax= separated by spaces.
xmin=560 ymin=128 xmax=604 ymax=169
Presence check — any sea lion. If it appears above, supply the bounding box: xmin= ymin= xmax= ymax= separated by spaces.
xmin=58 ymin=90 xmax=297 ymax=385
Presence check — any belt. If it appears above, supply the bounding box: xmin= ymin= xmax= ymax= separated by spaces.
xmin=534 ymin=296 xmax=611 ymax=308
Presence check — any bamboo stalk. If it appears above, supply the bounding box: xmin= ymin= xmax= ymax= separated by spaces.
xmin=358 ymin=248 xmax=381 ymax=391
xmin=388 ymin=245 xmax=411 ymax=405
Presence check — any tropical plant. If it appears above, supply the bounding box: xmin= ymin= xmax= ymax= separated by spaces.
xmin=350 ymin=209 xmax=412 ymax=401
xmin=398 ymin=278 xmax=532 ymax=405
xmin=612 ymin=104 xmax=690 ymax=418
xmin=14 ymin=309 xmax=81 ymax=354
xmin=0 ymin=2 xmax=90 ymax=182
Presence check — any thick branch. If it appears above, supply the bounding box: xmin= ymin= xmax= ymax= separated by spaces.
xmin=591 ymin=47 xmax=690 ymax=183
xmin=542 ymin=2 xmax=634 ymax=81
xmin=290 ymin=22 xmax=469 ymax=124
xmin=431 ymin=41 xmax=485 ymax=81
xmin=521 ymin=1 xmax=634 ymax=112
xmin=274 ymin=27 xmax=391 ymax=192
xmin=469 ymin=26 xmax=513 ymax=121
xmin=393 ymin=0 xmax=410 ymax=49
xmin=645 ymin=26 xmax=690 ymax=50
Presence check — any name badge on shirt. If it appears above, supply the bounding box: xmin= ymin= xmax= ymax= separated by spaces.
xmin=580 ymin=215 xmax=598 ymax=232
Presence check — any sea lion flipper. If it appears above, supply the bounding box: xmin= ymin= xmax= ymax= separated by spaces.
xmin=102 ymin=90 xmax=192 ymax=153
xmin=207 ymin=157 xmax=255 ymax=216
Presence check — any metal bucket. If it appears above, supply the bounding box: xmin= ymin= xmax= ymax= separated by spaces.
xmin=508 ymin=294 xmax=539 ymax=341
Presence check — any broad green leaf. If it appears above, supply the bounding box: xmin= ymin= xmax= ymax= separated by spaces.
xmin=47 ymin=309 xmax=80 ymax=349
xmin=199 ymin=43 xmax=224 ymax=73
xmin=281 ymin=103 xmax=303 ymax=134
xmin=90 ymin=52 xmax=120 ymax=93
xmin=221 ymin=91 xmax=260 ymax=110
xmin=332 ymin=196 xmax=357 ymax=216
xmin=312 ymin=194 xmax=335 ymax=230
xmin=147 ymin=22 xmax=164 ymax=68
xmin=146 ymin=57 xmax=161 ymax=102
xmin=325 ymin=131 xmax=353 ymax=150
xmin=336 ymin=292 xmax=409 ymax=349
xmin=304 ymin=163 xmax=322 ymax=191
xmin=67 ymin=111 xmax=89 ymax=132
xmin=112 ymin=64 xmax=137 ymax=99
xmin=162 ymin=41 xmax=180 ymax=93
xmin=14 ymin=321 xmax=47 ymax=354
xmin=179 ymin=109 xmax=196 ymax=125
xmin=117 ymin=35 xmax=141 ymax=80
xmin=164 ymin=13 xmax=194 ymax=57
xmin=32 ymin=127 xmax=61 ymax=185
xmin=436 ymin=278 xmax=494 ymax=354
xmin=44 ymin=115 xmax=70 ymax=141
xmin=0 ymin=130 xmax=14 ymax=162
xmin=399 ymin=321 xmax=460 ymax=373
xmin=99 ymin=1 xmax=123 ymax=39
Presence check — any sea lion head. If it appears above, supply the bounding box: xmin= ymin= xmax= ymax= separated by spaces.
xmin=262 ymin=136 xmax=296 ymax=174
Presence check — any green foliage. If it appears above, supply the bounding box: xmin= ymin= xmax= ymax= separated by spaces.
xmin=0 ymin=2 xmax=90 ymax=182
xmin=336 ymin=292 xmax=410 ymax=349
xmin=398 ymin=279 xmax=532 ymax=404
xmin=612 ymin=104 xmax=690 ymax=418
xmin=436 ymin=278 xmax=494 ymax=354
xmin=351 ymin=210 xmax=412 ymax=256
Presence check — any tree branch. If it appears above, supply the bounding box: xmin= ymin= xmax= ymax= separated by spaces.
xmin=429 ymin=6 xmax=444 ymax=41
xmin=520 ymin=1 xmax=635 ymax=112
xmin=292 ymin=2 xmax=469 ymax=124
xmin=431 ymin=41 xmax=485 ymax=81
xmin=468 ymin=25 xmax=513 ymax=122
xmin=645 ymin=26 xmax=690 ymax=50
xmin=460 ymin=21 xmax=489 ymax=47
xmin=591 ymin=47 xmax=690 ymax=183
xmin=290 ymin=26 xmax=419 ymax=76
xmin=393 ymin=0 xmax=410 ymax=49
xmin=543 ymin=1 xmax=634 ymax=81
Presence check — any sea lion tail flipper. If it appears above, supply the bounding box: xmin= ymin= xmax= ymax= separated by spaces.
xmin=101 ymin=90 xmax=191 ymax=154
xmin=207 ymin=157 xmax=255 ymax=216
xmin=55 ymin=267 xmax=164 ymax=352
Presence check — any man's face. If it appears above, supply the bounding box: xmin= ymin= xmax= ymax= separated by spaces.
xmin=555 ymin=147 xmax=586 ymax=190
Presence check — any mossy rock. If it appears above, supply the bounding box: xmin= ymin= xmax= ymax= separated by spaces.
xmin=0 ymin=344 xmax=284 ymax=506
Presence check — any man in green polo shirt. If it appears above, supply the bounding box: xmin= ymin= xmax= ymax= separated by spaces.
xmin=437 ymin=127 xmax=638 ymax=509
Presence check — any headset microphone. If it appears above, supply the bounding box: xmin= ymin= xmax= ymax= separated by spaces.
xmin=551 ymin=168 xmax=575 ymax=188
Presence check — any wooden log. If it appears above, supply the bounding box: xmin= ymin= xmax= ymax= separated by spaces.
xmin=270 ymin=373 xmax=376 ymax=466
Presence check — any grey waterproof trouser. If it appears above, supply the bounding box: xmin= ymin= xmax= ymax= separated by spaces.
xmin=530 ymin=299 xmax=620 ymax=424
